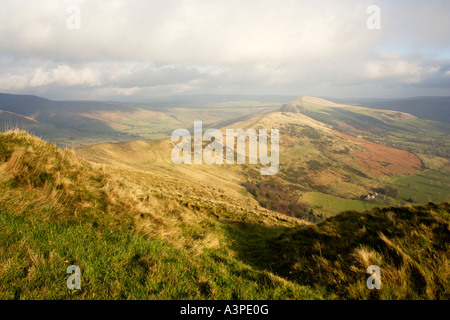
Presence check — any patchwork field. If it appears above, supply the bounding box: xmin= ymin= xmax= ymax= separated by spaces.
xmin=390 ymin=170 xmax=450 ymax=204
xmin=299 ymin=192 xmax=384 ymax=217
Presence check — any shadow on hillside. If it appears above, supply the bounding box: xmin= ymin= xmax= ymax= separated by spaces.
xmin=220 ymin=220 xmax=330 ymax=283
xmin=220 ymin=202 xmax=450 ymax=297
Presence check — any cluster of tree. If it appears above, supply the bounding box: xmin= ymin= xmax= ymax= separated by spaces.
xmin=243 ymin=180 xmax=310 ymax=219
xmin=372 ymin=186 xmax=399 ymax=198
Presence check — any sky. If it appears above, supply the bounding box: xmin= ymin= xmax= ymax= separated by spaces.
xmin=0 ymin=0 xmax=449 ymax=101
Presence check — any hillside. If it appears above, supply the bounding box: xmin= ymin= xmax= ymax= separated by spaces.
xmin=0 ymin=93 xmax=284 ymax=145
xmin=73 ymin=96 xmax=450 ymax=220
xmin=216 ymin=97 xmax=449 ymax=217
xmin=331 ymin=96 xmax=450 ymax=124
xmin=0 ymin=130 xmax=449 ymax=299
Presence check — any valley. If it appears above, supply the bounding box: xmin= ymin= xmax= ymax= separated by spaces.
xmin=2 ymin=92 xmax=448 ymax=217
xmin=71 ymin=95 xmax=450 ymax=221
xmin=0 ymin=93 xmax=283 ymax=145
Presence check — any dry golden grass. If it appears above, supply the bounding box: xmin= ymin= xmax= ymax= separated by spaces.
xmin=76 ymin=135 xmax=304 ymax=227
xmin=1 ymin=130 xmax=278 ymax=267
xmin=351 ymin=245 xmax=383 ymax=268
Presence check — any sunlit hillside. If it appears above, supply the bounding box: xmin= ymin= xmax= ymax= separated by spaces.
xmin=77 ymin=97 xmax=449 ymax=220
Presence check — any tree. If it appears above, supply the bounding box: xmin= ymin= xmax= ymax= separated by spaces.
xmin=384 ymin=186 xmax=399 ymax=198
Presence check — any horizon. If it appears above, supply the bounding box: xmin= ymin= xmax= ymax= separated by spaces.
xmin=1 ymin=91 xmax=450 ymax=104
xmin=0 ymin=1 xmax=449 ymax=100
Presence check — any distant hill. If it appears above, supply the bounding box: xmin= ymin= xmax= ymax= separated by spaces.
xmin=279 ymin=97 xmax=305 ymax=113
xmin=0 ymin=93 xmax=147 ymax=144
xmin=0 ymin=93 xmax=285 ymax=145
xmin=328 ymin=96 xmax=450 ymax=124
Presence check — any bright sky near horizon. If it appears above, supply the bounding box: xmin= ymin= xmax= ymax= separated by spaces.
xmin=0 ymin=0 xmax=449 ymax=100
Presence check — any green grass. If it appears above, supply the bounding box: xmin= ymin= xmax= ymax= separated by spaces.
xmin=0 ymin=207 xmax=322 ymax=300
xmin=300 ymin=192 xmax=383 ymax=216
xmin=2 ymin=199 xmax=448 ymax=299
xmin=390 ymin=170 xmax=450 ymax=204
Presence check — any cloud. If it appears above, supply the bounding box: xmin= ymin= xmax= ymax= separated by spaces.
xmin=0 ymin=0 xmax=371 ymax=64
xmin=0 ymin=0 xmax=449 ymax=99
xmin=359 ymin=53 xmax=423 ymax=83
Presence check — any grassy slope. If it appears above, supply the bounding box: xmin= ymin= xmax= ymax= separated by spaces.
xmin=390 ymin=169 xmax=450 ymax=204
xmin=1 ymin=93 xmax=282 ymax=146
xmin=334 ymin=96 xmax=450 ymax=124
xmin=231 ymin=202 xmax=450 ymax=299
xmin=215 ymin=101 xmax=447 ymax=217
xmin=0 ymin=130 xmax=449 ymax=299
xmin=299 ymin=192 xmax=381 ymax=214
xmin=298 ymin=96 xmax=450 ymax=167
xmin=276 ymin=97 xmax=450 ymax=214
xmin=0 ymin=130 xmax=316 ymax=299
